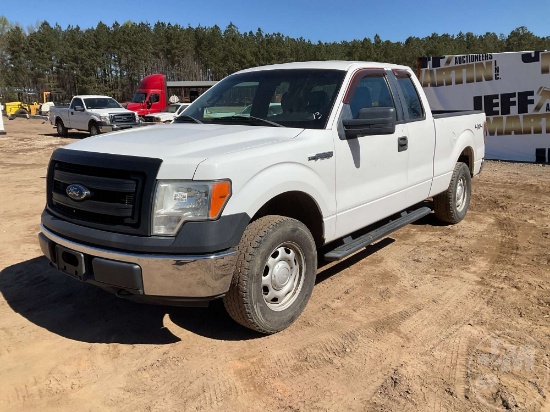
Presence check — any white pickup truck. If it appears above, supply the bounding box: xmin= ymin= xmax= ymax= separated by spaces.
xmin=49 ymin=95 xmax=140 ymax=136
xmin=39 ymin=61 xmax=485 ymax=334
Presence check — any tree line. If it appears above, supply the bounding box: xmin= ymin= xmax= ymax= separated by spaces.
xmin=0 ymin=16 xmax=548 ymax=103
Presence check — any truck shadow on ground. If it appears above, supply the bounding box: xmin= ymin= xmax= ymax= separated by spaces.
xmin=0 ymin=257 xmax=260 ymax=344
xmin=40 ymin=131 xmax=90 ymax=139
xmin=316 ymin=237 xmax=395 ymax=284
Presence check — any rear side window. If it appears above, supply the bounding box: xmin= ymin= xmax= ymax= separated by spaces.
xmin=396 ymin=75 xmax=424 ymax=120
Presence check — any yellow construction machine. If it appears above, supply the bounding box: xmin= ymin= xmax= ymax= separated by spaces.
xmin=5 ymin=91 xmax=41 ymax=119
xmin=4 ymin=90 xmax=65 ymax=119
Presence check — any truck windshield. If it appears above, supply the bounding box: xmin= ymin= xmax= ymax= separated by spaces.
xmin=180 ymin=69 xmax=346 ymax=129
xmin=84 ymin=98 xmax=123 ymax=109
xmin=131 ymin=92 xmax=147 ymax=103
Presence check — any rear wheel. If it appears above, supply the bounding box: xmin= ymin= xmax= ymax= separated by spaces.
xmin=56 ymin=119 xmax=68 ymax=137
xmin=223 ymin=215 xmax=317 ymax=334
xmin=434 ymin=162 xmax=471 ymax=224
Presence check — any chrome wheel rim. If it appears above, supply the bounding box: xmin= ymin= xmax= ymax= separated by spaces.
xmin=456 ymin=176 xmax=467 ymax=212
xmin=262 ymin=241 xmax=305 ymax=311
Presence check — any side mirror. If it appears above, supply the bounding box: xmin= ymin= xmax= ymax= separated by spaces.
xmin=74 ymin=105 xmax=85 ymax=112
xmin=342 ymin=107 xmax=396 ymax=139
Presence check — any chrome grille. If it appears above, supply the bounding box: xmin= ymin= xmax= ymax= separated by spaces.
xmin=112 ymin=113 xmax=136 ymax=123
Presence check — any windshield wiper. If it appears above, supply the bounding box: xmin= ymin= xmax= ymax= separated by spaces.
xmin=210 ymin=115 xmax=283 ymax=127
xmin=173 ymin=115 xmax=203 ymax=124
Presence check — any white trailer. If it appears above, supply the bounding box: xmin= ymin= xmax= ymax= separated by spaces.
xmin=418 ymin=51 xmax=550 ymax=162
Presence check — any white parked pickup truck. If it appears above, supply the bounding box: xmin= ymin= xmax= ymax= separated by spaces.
xmin=142 ymin=103 xmax=190 ymax=123
xmin=49 ymin=95 xmax=140 ymax=136
xmin=39 ymin=61 xmax=485 ymax=334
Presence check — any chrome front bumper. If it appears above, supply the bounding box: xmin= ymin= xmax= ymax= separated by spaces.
xmin=39 ymin=224 xmax=237 ymax=300
xmin=98 ymin=122 xmax=140 ymax=133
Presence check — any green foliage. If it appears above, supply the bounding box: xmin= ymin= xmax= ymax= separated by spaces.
xmin=0 ymin=15 xmax=548 ymax=101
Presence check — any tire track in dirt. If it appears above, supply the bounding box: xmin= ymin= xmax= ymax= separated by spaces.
xmin=391 ymin=193 xmax=522 ymax=411
xmin=123 ymin=355 xmax=245 ymax=411
xmin=346 ymin=188 xmax=523 ymax=411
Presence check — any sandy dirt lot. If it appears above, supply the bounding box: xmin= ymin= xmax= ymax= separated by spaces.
xmin=0 ymin=117 xmax=549 ymax=412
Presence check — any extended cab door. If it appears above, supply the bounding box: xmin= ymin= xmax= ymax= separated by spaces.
xmin=390 ymin=69 xmax=435 ymax=202
xmin=333 ymin=69 xmax=410 ymax=239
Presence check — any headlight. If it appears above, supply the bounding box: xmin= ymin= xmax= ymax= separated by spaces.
xmin=152 ymin=180 xmax=231 ymax=236
xmin=135 ymin=113 xmax=140 ymax=123
xmin=99 ymin=114 xmax=111 ymax=124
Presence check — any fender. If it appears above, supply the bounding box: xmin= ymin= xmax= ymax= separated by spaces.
xmin=221 ymin=161 xmax=336 ymax=240
xmin=430 ymin=128 xmax=476 ymax=197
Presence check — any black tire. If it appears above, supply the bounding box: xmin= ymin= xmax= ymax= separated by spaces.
xmin=56 ymin=119 xmax=68 ymax=137
xmin=223 ymin=215 xmax=317 ymax=334
xmin=433 ymin=162 xmax=471 ymax=224
xmin=14 ymin=108 xmax=29 ymax=119
xmin=89 ymin=122 xmax=100 ymax=136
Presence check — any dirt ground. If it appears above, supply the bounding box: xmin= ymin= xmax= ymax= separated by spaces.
xmin=0 ymin=117 xmax=549 ymax=412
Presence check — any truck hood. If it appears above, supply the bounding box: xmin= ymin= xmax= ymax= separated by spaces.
xmin=64 ymin=124 xmax=304 ymax=178
xmin=88 ymin=108 xmax=133 ymax=115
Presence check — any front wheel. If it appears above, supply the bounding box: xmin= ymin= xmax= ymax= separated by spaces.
xmin=433 ymin=162 xmax=471 ymax=224
xmin=223 ymin=215 xmax=317 ymax=334
xmin=89 ymin=122 xmax=100 ymax=136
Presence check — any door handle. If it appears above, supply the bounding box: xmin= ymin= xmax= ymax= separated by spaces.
xmin=398 ymin=136 xmax=408 ymax=152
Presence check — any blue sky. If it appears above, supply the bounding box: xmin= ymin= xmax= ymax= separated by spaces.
xmin=2 ymin=0 xmax=548 ymax=43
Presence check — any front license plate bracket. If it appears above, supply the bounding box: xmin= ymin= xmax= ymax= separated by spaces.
xmin=55 ymin=245 xmax=86 ymax=281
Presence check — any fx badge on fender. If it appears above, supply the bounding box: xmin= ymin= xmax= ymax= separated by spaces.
xmin=66 ymin=184 xmax=91 ymax=201
xmin=308 ymin=151 xmax=334 ymax=161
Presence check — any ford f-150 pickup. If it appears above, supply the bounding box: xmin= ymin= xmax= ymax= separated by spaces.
xmin=49 ymin=95 xmax=140 ymax=136
xmin=39 ymin=61 xmax=485 ymax=334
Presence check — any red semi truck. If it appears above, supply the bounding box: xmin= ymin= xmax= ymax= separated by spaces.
xmin=127 ymin=74 xmax=167 ymax=117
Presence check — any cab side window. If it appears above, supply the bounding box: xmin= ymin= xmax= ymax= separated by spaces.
xmin=149 ymin=94 xmax=160 ymax=104
xmin=349 ymin=75 xmax=395 ymax=119
xmin=396 ymin=75 xmax=424 ymax=120
xmin=70 ymin=98 xmax=83 ymax=110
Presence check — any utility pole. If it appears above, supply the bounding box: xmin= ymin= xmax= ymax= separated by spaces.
xmin=0 ymin=103 xmax=6 ymax=135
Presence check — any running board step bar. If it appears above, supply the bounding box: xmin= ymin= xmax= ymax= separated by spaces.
xmin=324 ymin=206 xmax=432 ymax=262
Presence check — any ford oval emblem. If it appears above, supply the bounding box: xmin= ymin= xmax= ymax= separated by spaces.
xmin=66 ymin=184 xmax=91 ymax=201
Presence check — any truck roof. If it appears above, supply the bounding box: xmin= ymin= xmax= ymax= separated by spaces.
xmin=72 ymin=95 xmax=118 ymax=99
xmin=237 ymin=60 xmax=410 ymax=74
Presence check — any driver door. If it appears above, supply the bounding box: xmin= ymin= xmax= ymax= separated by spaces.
xmin=333 ymin=69 xmax=410 ymax=238
xmin=69 ymin=97 xmax=88 ymax=130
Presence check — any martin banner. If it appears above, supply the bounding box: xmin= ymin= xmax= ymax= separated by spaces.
xmin=418 ymin=51 xmax=550 ymax=162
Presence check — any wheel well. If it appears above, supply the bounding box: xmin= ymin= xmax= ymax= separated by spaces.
xmin=458 ymin=146 xmax=474 ymax=175
xmin=88 ymin=120 xmax=97 ymax=129
xmin=252 ymin=191 xmax=324 ymax=247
